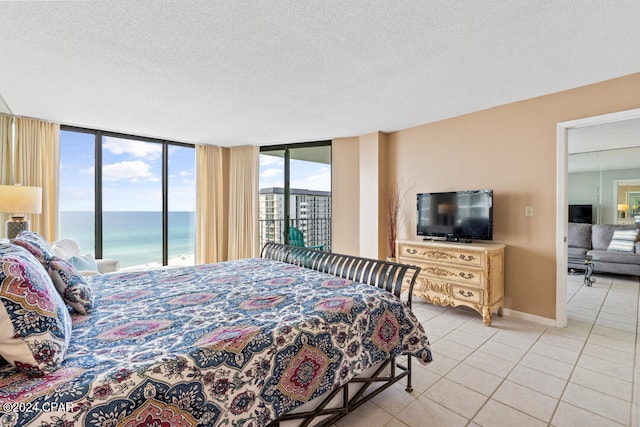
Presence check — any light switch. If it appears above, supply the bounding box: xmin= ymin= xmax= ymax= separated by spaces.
xmin=525 ymin=206 xmax=533 ymax=217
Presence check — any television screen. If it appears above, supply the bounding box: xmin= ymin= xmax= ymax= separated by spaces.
xmin=568 ymin=204 xmax=592 ymax=223
xmin=417 ymin=190 xmax=493 ymax=241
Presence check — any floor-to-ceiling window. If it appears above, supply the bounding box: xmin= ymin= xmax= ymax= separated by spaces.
xmin=259 ymin=141 xmax=331 ymax=250
xmin=167 ymin=144 xmax=196 ymax=266
xmin=59 ymin=127 xmax=195 ymax=269
xmin=59 ymin=130 xmax=96 ymax=253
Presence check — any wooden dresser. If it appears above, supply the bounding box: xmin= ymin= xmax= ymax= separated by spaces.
xmin=396 ymin=239 xmax=505 ymax=325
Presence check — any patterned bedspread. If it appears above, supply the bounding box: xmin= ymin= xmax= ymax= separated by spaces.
xmin=0 ymin=257 xmax=431 ymax=426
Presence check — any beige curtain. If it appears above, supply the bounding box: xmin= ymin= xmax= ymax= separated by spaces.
xmin=0 ymin=114 xmax=12 ymax=236
xmin=14 ymin=117 xmax=60 ymax=242
xmin=228 ymin=145 xmax=259 ymax=259
xmin=195 ymin=144 xmax=227 ymax=264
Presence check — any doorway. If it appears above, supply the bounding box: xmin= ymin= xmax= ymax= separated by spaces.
xmin=556 ymin=108 xmax=640 ymax=327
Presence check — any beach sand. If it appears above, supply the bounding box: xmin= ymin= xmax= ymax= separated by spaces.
xmin=120 ymin=254 xmax=196 ymax=271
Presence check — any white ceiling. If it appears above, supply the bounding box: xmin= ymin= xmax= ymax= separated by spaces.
xmin=1 ymin=1 xmax=639 ymax=147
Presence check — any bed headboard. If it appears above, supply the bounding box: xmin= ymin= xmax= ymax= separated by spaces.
xmin=260 ymin=242 xmax=421 ymax=308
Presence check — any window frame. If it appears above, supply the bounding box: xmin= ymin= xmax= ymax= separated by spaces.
xmin=259 ymin=140 xmax=332 ymax=247
xmin=60 ymin=125 xmax=195 ymax=266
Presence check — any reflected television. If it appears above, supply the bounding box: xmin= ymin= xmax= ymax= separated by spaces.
xmin=568 ymin=204 xmax=592 ymax=224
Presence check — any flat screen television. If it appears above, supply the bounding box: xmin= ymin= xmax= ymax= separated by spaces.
xmin=568 ymin=204 xmax=593 ymax=223
xmin=417 ymin=190 xmax=493 ymax=241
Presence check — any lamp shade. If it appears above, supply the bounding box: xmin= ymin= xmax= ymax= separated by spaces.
xmin=0 ymin=185 xmax=42 ymax=214
xmin=618 ymin=204 xmax=629 ymax=211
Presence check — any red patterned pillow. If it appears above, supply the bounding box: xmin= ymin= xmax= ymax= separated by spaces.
xmin=12 ymin=231 xmax=94 ymax=314
xmin=0 ymin=243 xmax=72 ymax=376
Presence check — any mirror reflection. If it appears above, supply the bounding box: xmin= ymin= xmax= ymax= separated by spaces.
xmin=568 ymin=119 xmax=640 ymax=225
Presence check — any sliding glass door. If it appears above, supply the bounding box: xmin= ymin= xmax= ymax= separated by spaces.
xmin=167 ymin=145 xmax=196 ymax=266
xmin=259 ymin=142 xmax=331 ymax=251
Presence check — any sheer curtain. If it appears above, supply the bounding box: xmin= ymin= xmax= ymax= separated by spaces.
xmin=195 ymin=144 xmax=228 ymax=264
xmin=14 ymin=117 xmax=60 ymax=241
xmin=228 ymin=145 xmax=259 ymax=259
xmin=0 ymin=114 xmax=11 ymax=237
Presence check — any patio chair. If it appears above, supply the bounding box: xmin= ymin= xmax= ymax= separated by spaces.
xmin=286 ymin=227 xmax=324 ymax=251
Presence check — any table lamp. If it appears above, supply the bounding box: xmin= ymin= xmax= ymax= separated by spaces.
xmin=0 ymin=185 xmax=42 ymax=239
xmin=618 ymin=203 xmax=629 ymax=219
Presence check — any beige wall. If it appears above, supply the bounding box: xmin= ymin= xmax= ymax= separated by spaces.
xmin=332 ymin=136 xmax=360 ymax=255
xmin=332 ymin=132 xmax=392 ymax=258
xmin=333 ymin=72 xmax=640 ymax=320
xmin=358 ymin=132 xmax=382 ymax=259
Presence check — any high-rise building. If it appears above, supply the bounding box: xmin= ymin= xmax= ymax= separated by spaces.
xmin=259 ymin=187 xmax=331 ymax=249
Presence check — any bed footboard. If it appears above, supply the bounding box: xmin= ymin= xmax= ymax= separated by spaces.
xmin=260 ymin=242 xmax=420 ymax=308
xmin=261 ymin=243 xmax=422 ymax=427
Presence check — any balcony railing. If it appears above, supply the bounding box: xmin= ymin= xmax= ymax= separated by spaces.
xmin=259 ymin=218 xmax=331 ymax=251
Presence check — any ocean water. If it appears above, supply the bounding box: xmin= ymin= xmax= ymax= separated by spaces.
xmin=60 ymin=211 xmax=195 ymax=268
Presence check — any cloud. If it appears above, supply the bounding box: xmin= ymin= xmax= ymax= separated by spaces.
xmin=260 ymin=155 xmax=283 ymax=167
xmin=290 ymin=166 xmax=331 ymax=191
xmin=261 ymin=168 xmax=282 ymax=178
xmin=103 ymin=160 xmax=159 ymax=182
xmin=103 ymin=137 xmax=163 ymax=159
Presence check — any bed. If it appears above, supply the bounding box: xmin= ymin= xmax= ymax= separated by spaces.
xmin=0 ymin=238 xmax=432 ymax=426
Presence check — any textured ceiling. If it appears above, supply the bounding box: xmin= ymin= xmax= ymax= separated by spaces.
xmin=1 ymin=1 xmax=639 ymax=147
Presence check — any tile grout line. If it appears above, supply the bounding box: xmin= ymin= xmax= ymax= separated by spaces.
xmin=425 ymin=314 xmax=552 ymax=426
xmin=629 ymin=275 xmax=640 ymax=427
xmin=547 ymin=275 xmax=625 ymax=427
xmin=417 ymin=309 xmax=499 ymax=426
xmin=379 ymin=276 xmax=637 ymax=427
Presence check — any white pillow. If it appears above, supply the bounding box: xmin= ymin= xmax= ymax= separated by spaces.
xmin=607 ymin=229 xmax=638 ymax=252
xmin=69 ymin=253 xmax=100 ymax=274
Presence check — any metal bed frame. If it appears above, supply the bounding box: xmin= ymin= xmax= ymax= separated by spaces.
xmin=261 ymin=243 xmax=421 ymax=427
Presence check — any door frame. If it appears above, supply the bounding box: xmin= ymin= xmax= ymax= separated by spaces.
xmin=556 ymin=108 xmax=640 ymax=327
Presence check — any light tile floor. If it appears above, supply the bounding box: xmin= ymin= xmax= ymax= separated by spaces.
xmin=335 ymin=273 xmax=640 ymax=426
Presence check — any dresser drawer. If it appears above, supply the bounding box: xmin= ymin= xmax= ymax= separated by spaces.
xmin=451 ymin=284 xmax=483 ymax=304
xmin=399 ymin=257 xmax=483 ymax=287
xmin=398 ymin=242 xmax=484 ymax=268
xmin=417 ymin=262 xmax=483 ymax=287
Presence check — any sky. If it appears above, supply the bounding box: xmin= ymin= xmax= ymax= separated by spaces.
xmin=59 ymin=130 xmax=196 ymax=211
xmin=259 ymin=153 xmax=331 ymax=192
xmin=60 ymin=130 xmax=331 ymax=211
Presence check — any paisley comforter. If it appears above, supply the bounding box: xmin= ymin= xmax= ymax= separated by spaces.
xmin=0 ymin=257 xmax=431 ymax=426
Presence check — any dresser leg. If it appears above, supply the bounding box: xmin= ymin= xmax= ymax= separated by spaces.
xmin=482 ymin=307 xmax=492 ymax=326
xmin=497 ymin=307 xmax=503 ymax=317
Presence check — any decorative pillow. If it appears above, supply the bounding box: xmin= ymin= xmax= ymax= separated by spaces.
xmin=12 ymin=231 xmax=94 ymax=314
xmin=0 ymin=243 xmax=72 ymax=376
xmin=69 ymin=254 xmax=99 ymax=274
xmin=607 ymin=229 xmax=639 ymax=252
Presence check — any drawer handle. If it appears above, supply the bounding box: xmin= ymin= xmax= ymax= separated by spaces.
xmin=459 ymin=254 xmax=476 ymax=262
xmin=459 ymin=272 xmax=475 ymax=280
xmin=407 ymin=248 xmax=417 ymax=255
xmin=458 ymin=289 xmax=474 ymax=298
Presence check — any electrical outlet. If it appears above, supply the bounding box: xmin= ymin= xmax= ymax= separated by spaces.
xmin=525 ymin=206 xmax=533 ymax=217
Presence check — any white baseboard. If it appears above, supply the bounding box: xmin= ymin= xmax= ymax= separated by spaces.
xmin=502 ymin=308 xmax=558 ymax=327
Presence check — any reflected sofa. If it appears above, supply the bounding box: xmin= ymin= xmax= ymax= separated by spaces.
xmin=568 ymin=223 xmax=640 ymax=276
